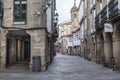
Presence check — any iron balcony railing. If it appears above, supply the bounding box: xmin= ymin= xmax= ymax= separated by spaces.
xmin=108 ymin=0 xmax=120 ymax=19
xmin=100 ymin=5 xmax=107 ymax=25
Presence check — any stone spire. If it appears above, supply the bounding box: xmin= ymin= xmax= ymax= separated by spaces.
xmin=74 ymin=0 xmax=76 ymax=6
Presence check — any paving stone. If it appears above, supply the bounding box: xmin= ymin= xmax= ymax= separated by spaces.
xmin=0 ymin=53 xmax=120 ymax=80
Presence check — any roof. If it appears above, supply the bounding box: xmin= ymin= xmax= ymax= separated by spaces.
xmin=70 ymin=6 xmax=78 ymax=13
xmin=59 ymin=20 xmax=71 ymax=26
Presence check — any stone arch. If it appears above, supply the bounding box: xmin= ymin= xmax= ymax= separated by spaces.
xmin=89 ymin=35 xmax=96 ymax=61
xmin=103 ymin=32 xmax=112 ymax=67
xmin=84 ymin=38 xmax=88 ymax=59
xmin=96 ymin=31 xmax=105 ymax=64
xmin=6 ymin=30 xmax=31 ymax=68
xmin=81 ymin=40 xmax=85 ymax=58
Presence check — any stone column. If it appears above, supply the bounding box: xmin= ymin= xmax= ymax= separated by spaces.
xmin=104 ymin=33 xmax=112 ymax=67
xmin=21 ymin=40 xmax=25 ymax=61
xmin=81 ymin=42 xmax=84 ymax=58
xmin=96 ymin=32 xmax=104 ymax=64
xmin=9 ymin=38 xmax=17 ymax=64
xmin=84 ymin=41 xmax=87 ymax=59
xmin=113 ymin=23 xmax=120 ymax=65
xmin=0 ymin=29 xmax=8 ymax=69
xmin=27 ymin=29 xmax=47 ymax=71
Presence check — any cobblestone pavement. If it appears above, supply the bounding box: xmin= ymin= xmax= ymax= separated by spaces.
xmin=0 ymin=53 xmax=120 ymax=80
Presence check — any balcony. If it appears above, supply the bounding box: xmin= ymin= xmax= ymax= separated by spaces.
xmin=108 ymin=0 xmax=120 ymax=21
xmin=95 ymin=14 xmax=101 ymax=30
xmin=100 ymin=6 xmax=107 ymax=25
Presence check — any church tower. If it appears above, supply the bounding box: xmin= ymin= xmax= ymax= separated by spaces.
xmin=70 ymin=0 xmax=79 ymax=31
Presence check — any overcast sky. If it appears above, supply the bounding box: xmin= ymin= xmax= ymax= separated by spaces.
xmin=56 ymin=0 xmax=80 ymax=24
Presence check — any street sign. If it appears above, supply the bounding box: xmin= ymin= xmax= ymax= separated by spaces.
xmin=104 ymin=23 xmax=113 ymax=32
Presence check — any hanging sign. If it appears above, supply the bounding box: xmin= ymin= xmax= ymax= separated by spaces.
xmin=104 ymin=23 xmax=113 ymax=32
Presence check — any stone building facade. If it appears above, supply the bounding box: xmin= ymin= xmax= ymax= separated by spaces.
xmin=79 ymin=0 xmax=96 ymax=61
xmin=70 ymin=0 xmax=80 ymax=55
xmin=58 ymin=20 xmax=72 ymax=54
xmin=58 ymin=0 xmax=80 ymax=55
xmin=78 ymin=0 xmax=120 ymax=69
xmin=0 ymin=0 xmax=58 ymax=71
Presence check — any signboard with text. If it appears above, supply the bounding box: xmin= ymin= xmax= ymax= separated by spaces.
xmin=104 ymin=23 xmax=113 ymax=32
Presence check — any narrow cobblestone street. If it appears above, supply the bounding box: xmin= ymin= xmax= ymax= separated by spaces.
xmin=0 ymin=53 xmax=120 ymax=80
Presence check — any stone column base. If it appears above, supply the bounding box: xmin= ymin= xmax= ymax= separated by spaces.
xmin=0 ymin=63 xmax=6 ymax=70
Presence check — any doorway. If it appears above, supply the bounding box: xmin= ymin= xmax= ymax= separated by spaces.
xmin=16 ymin=38 xmax=30 ymax=63
xmin=6 ymin=30 xmax=31 ymax=69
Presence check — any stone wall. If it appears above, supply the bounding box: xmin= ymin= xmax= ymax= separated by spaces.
xmin=0 ymin=29 xmax=8 ymax=69
xmin=0 ymin=0 xmax=55 ymax=71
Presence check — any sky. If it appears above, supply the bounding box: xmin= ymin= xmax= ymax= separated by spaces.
xmin=56 ymin=0 xmax=80 ymax=24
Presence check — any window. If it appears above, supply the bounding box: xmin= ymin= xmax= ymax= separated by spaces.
xmin=14 ymin=0 xmax=27 ymax=24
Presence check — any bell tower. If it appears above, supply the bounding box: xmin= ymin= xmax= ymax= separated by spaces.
xmin=74 ymin=0 xmax=76 ymax=6
xmin=70 ymin=0 xmax=79 ymax=31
